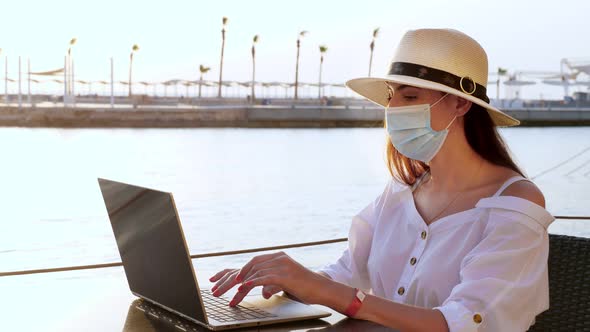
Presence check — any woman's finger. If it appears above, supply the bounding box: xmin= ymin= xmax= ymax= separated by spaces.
xmin=235 ymin=251 xmax=285 ymax=283
xmin=211 ymin=269 xmax=237 ymax=291
xmin=237 ymin=275 xmax=279 ymax=293
xmin=230 ymin=270 xmax=279 ymax=306
xmin=209 ymin=268 xmax=237 ymax=283
xmin=212 ymin=270 xmax=239 ymax=296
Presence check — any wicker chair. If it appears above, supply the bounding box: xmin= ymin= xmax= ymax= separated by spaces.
xmin=527 ymin=234 xmax=590 ymax=331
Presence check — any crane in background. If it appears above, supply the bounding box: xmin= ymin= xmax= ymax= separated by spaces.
xmin=489 ymin=58 xmax=590 ymax=102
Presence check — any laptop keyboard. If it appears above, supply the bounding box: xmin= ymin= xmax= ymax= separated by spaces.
xmin=135 ymin=291 xmax=277 ymax=330
xmin=201 ymin=289 xmax=277 ymax=322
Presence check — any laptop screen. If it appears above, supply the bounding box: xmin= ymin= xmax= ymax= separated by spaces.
xmin=98 ymin=178 xmax=206 ymax=323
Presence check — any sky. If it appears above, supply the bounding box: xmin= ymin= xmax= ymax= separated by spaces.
xmin=1 ymin=0 xmax=588 ymax=99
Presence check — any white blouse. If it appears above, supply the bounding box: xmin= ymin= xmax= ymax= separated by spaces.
xmin=320 ymin=175 xmax=555 ymax=332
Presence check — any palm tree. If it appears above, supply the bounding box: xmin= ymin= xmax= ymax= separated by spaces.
xmin=1 ymin=48 xmax=4 ymax=104
xmin=128 ymin=44 xmax=139 ymax=97
xmin=368 ymin=28 xmax=379 ymax=77
xmin=251 ymin=35 xmax=259 ymax=103
xmin=294 ymin=30 xmax=308 ymax=100
xmin=67 ymin=38 xmax=77 ymax=96
xmin=496 ymin=67 xmax=508 ymax=101
xmin=318 ymin=45 xmax=328 ymax=99
xmin=218 ymin=17 xmax=228 ymax=98
xmin=199 ymin=64 xmax=211 ymax=98
xmin=0 ymin=48 xmax=2 ymax=102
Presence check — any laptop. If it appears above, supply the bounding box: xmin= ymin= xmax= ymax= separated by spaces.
xmin=98 ymin=178 xmax=331 ymax=331
xmin=122 ymin=298 xmax=332 ymax=332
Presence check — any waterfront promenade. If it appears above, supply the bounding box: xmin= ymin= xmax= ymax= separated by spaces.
xmin=1 ymin=96 xmax=590 ymax=127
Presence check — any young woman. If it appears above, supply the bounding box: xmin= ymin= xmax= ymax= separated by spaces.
xmin=209 ymin=29 xmax=554 ymax=332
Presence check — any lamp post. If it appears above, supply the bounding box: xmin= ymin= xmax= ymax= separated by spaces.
xmin=128 ymin=44 xmax=139 ymax=97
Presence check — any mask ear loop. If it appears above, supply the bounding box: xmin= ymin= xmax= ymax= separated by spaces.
xmin=430 ymin=93 xmax=449 ymax=108
xmin=445 ymin=114 xmax=458 ymax=130
xmin=431 ymin=93 xmax=457 ymax=130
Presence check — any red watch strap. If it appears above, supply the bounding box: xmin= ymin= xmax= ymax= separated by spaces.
xmin=344 ymin=288 xmax=365 ymax=317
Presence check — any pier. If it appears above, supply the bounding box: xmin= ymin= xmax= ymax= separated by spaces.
xmin=1 ymin=99 xmax=589 ymax=128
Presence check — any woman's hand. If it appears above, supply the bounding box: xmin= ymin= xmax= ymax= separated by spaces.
xmin=209 ymin=268 xmax=283 ymax=302
xmin=208 ymin=268 xmax=240 ymax=297
xmin=209 ymin=251 xmax=327 ymax=307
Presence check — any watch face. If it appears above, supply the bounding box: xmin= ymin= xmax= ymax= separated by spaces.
xmin=357 ymin=290 xmax=366 ymax=301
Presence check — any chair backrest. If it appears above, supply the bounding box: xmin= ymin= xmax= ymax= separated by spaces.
xmin=527 ymin=233 xmax=590 ymax=331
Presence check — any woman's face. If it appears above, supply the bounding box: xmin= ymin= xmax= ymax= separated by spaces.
xmin=386 ymin=83 xmax=459 ymax=131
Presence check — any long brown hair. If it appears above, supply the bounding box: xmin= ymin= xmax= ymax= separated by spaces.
xmin=386 ymin=103 xmax=524 ymax=185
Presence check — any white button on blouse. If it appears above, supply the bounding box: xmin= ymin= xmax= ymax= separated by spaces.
xmin=320 ymin=176 xmax=555 ymax=332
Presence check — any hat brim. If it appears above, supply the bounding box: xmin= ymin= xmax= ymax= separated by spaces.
xmin=346 ymin=75 xmax=519 ymax=127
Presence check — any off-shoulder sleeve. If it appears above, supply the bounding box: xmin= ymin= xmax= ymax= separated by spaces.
xmin=319 ymin=180 xmax=398 ymax=291
xmin=433 ymin=197 xmax=555 ymax=332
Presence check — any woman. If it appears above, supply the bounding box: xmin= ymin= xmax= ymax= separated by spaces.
xmin=210 ymin=29 xmax=554 ymax=331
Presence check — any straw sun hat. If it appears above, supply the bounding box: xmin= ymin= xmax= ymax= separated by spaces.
xmin=346 ymin=28 xmax=519 ymax=126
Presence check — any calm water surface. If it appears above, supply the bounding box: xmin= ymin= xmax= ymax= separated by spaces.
xmin=0 ymin=127 xmax=589 ymax=277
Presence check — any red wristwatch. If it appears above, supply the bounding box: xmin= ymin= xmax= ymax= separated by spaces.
xmin=343 ymin=288 xmax=366 ymax=318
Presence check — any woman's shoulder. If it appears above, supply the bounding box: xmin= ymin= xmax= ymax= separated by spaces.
xmin=499 ymin=176 xmax=545 ymax=207
xmin=486 ymin=166 xmax=546 ymax=207
xmin=474 ymin=166 xmax=552 ymax=232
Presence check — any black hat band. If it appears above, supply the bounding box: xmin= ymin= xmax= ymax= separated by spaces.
xmin=387 ymin=62 xmax=490 ymax=103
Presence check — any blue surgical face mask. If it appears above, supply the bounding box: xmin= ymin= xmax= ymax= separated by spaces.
xmin=385 ymin=93 xmax=455 ymax=163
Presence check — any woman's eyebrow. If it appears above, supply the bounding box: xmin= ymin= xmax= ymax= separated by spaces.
xmin=386 ymin=84 xmax=417 ymax=94
xmin=396 ymin=85 xmax=416 ymax=92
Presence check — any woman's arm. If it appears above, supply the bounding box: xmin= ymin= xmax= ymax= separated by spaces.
xmin=211 ymin=251 xmax=449 ymax=332
xmin=316 ymin=278 xmax=449 ymax=332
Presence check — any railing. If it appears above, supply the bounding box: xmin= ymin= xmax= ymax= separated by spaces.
xmin=0 ymin=238 xmax=348 ymax=278
xmin=1 ymin=214 xmax=588 ymax=278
